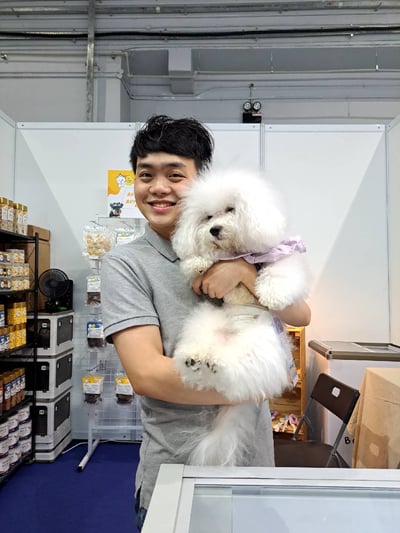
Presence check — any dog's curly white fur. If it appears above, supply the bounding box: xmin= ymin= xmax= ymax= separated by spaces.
xmin=171 ymin=168 xmax=310 ymax=466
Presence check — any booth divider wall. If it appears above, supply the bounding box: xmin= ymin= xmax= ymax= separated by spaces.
xmin=387 ymin=116 xmax=400 ymax=347
xmin=0 ymin=111 xmax=16 ymax=199
xmin=10 ymin=121 xmax=390 ymax=441
xmin=13 ymin=122 xmax=263 ymax=440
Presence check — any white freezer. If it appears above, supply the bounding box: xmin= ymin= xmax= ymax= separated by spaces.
xmin=143 ymin=464 xmax=400 ymax=533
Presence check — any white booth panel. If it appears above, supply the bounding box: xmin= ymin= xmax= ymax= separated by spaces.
xmin=12 ymin=121 xmax=391 ymax=440
xmin=14 ymin=122 xmax=261 ymax=283
xmin=209 ymin=123 xmax=261 ymax=170
xmin=387 ymin=117 xmax=400 ymax=346
xmin=13 ymin=121 xmax=264 ymax=439
xmin=264 ymin=125 xmax=388 ymax=342
xmin=14 ymin=122 xmax=140 ymax=439
xmin=14 ymin=123 xmax=137 ymax=286
xmin=15 ymin=121 xmax=390 ymax=341
xmin=0 ymin=110 xmax=16 ymax=198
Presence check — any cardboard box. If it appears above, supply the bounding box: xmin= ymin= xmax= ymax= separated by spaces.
xmin=22 ymin=226 xmax=51 ymax=312
xmin=27 ymin=224 xmax=51 ymax=241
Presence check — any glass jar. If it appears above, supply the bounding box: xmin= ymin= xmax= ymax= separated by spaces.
xmin=7 ymin=200 xmax=14 ymax=232
xmin=22 ymin=205 xmax=28 ymax=235
xmin=0 ymin=197 xmax=9 ymax=231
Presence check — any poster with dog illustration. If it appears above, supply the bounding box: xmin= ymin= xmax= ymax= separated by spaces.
xmin=107 ymin=169 xmax=143 ymax=218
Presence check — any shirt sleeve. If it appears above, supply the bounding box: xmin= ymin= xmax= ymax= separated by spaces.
xmin=101 ymin=249 xmax=160 ymax=343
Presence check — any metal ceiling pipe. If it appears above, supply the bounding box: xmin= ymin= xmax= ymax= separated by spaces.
xmin=0 ymin=2 xmax=399 ymax=17
xmin=86 ymin=0 xmax=95 ymax=122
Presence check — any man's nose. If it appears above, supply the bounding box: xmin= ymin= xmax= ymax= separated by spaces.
xmin=149 ymin=177 xmax=171 ymax=192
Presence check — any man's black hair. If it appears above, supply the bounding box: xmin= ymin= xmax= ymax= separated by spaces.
xmin=130 ymin=115 xmax=214 ymax=173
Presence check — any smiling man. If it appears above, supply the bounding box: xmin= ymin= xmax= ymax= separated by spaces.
xmin=101 ymin=115 xmax=311 ymax=531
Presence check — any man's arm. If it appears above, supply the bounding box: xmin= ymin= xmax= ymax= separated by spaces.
xmin=192 ymin=258 xmax=311 ymax=327
xmin=113 ymin=324 xmax=234 ymax=404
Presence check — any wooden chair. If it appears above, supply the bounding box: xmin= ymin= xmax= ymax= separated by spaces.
xmin=274 ymin=373 xmax=360 ymax=468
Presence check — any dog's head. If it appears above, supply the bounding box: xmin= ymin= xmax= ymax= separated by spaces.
xmin=172 ymin=168 xmax=287 ymax=260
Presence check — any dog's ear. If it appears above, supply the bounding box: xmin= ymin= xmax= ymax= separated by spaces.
xmin=234 ymin=176 xmax=287 ymax=250
xmin=171 ymin=202 xmax=201 ymax=260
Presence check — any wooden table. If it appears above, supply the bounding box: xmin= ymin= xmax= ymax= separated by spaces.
xmin=348 ymin=367 xmax=400 ymax=468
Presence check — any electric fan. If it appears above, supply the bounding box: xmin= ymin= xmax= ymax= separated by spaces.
xmin=38 ymin=268 xmax=71 ymax=312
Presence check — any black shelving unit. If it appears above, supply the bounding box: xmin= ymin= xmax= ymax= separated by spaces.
xmin=0 ymin=229 xmax=39 ymax=483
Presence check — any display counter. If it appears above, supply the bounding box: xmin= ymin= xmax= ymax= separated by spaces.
xmin=143 ymin=464 xmax=400 ymax=533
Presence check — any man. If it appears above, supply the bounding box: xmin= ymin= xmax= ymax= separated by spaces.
xmin=101 ymin=115 xmax=311 ymax=530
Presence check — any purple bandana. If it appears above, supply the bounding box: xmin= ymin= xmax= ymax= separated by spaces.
xmin=218 ymin=236 xmax=306 ymax=265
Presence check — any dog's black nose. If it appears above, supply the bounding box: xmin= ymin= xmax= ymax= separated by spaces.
xmin=210 ymin=225 xmax=222 ymax=237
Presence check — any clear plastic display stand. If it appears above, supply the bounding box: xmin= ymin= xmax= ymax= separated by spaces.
xmin=78 ymin=218 xmax=145 ymax=471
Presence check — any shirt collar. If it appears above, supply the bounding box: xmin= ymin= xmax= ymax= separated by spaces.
xmin=143 ymin=224 xmax=178 ymax=262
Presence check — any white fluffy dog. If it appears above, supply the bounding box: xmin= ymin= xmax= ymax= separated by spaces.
xmin=171 ymin=168 xmax=309 ymax=466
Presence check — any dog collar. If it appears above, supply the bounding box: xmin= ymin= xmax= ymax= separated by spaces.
xmin=218 ymin=236 xmax=306 ymax=265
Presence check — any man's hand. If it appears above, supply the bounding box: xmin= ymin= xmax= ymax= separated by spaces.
xmin=192 ymin=258 xmax=311 ymax=327
xmin=192 ymin=258 xmax=257 ymax=299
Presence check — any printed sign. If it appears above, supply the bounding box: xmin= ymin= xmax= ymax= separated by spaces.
xmin=107 ymin=170 xmax=143 ymax=218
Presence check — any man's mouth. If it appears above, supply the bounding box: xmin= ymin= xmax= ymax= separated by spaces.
xmin=148 ymin=200 xmax=176 ymax=208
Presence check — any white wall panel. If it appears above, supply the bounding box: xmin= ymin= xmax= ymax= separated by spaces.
xmin=264 ymin=124 xmax=389 ymax=345
xmin=14 ymin=123 xmax=137 ymax=287
xmin=14 ymin=122 xmax=139 ymax=439
xmin=0 ymin=110 xmax=16 ymax=198
xmin=14 ymin=121 xmax=390 ymax=341
xmin=209 ymin=123 xmax=261 ymax=170
xmin=387 ymin=117 xmax=400 ymax=346
xmin=13 ymin=122 xmax=262 ymax=301
xmin=13 ymin=121 xmax=264 ymax=438
xmin=12 ymin=121 xmax=391 ymax=437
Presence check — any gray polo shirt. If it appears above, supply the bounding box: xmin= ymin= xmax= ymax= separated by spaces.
xmin=101 ymin=224 xmax=274 ymax=510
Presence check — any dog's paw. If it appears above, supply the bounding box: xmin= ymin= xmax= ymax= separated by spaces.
xmin=257 ymin=290 xmax=293 ymax=311
xmin=255 ymin=256 xmax=309 ymax=310
xmin=184 ymin=356 xmax=203 ymax=372
xmin=205 ymin=360 xmax=218 ymax=373
xmin=181 ymin=257 xmax=214 ymax=277
xmin=184 ymin=356 xmax=218 ymax=373
xmin=255 ymin=273 xmax=303 ymax=310
xmin=174 ymin=348 xmax=220 ymax=390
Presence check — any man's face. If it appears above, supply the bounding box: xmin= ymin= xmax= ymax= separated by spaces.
xmin=134 ymin=152 xmax=198 ymax=239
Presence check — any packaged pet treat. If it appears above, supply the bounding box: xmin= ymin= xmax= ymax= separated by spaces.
xmin=86 ymin=274 xmax=101 ymax=306
xmin=82 ymin=375 xmax=104 ymax=404
xmin=83 ymin=223 xmax=114 ymax=259
xmin=113 ymin=227 xmax=138 ymax=246
xmin=86 ymin=320 xmax=106 ymax=348
xmin=115 ymin=375 xmax=134 ymax=404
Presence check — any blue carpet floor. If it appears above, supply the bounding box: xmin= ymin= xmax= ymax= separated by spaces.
xmin=0 ymin=441 xmax=141 ymax=533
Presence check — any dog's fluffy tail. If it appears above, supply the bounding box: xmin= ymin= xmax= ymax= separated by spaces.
xmin=187 ymin=404 xmax=258 ymax=466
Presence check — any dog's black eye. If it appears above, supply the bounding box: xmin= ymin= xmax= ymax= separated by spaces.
xmin=206 ymin=215 xmax=213 ymax=220
xmin=226 ymin=207 xmax=235 ymax=213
